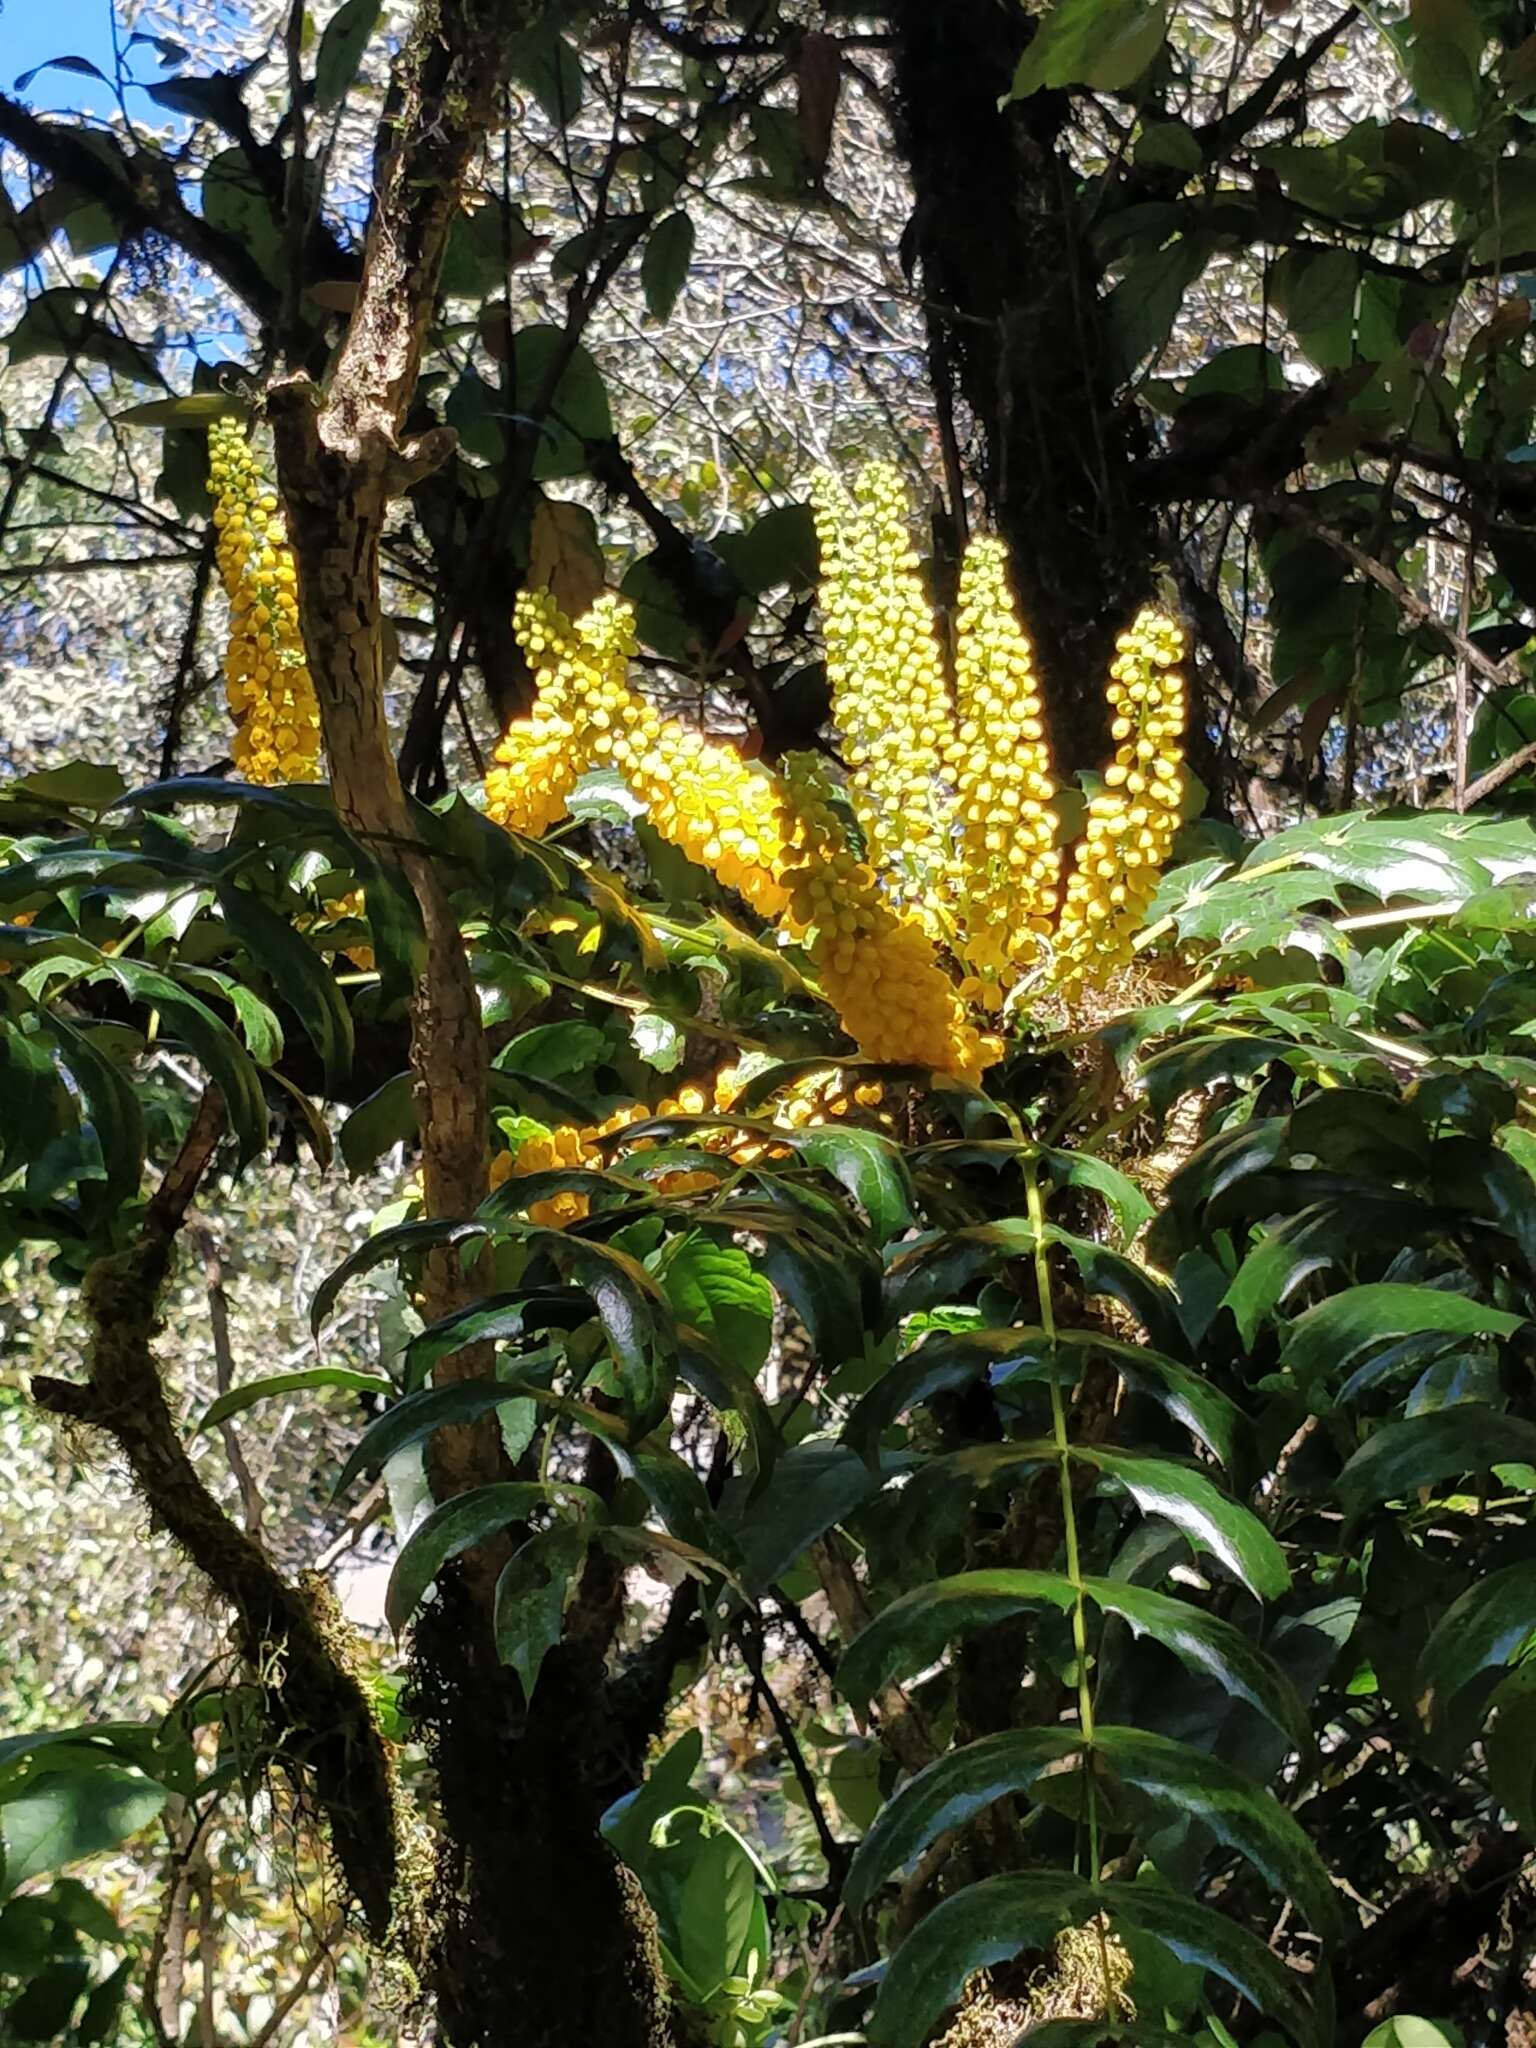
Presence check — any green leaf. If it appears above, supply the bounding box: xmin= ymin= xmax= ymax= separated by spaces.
xmin=4 ymin=1957 xmax=91 ymax=2040
xmin=789 ymin=1125 xmax=912 ymax=1244
xmin=1010 ymin=0 xmax=1168 ymax=97
xmin=193 ymin=1367 xmax=392 ymax=1435
xmin=201 ymin=148 xmax=284 ymax=282
xmin=510 ymin=326 xmax=613 ymax=480
xmin=217 ymin=883 xmax=353 ymax=1091
xmin=1109 ymin=1886 xmax=1322 ymax=2047
xmin=1092 ymin=1727 xmax=1340 ymax=1938
xmin=1108 ymin=235 xmax=1209 ymax=373
xmin=1042 ymin=1147 xmax=1154 ymax=1245
xmin=339 ymin=1071 xmax=415 ymax=1176
xmin=1416 ymin=1560 xmax=1536 ymax=1727
xmin=114 ymin=392 xmax=247 ymax=428
xmin=311 ymin=1217 xmax=492 ymax=1333
xmin=334 ymin=1374 xmax=577 ymax=1498
xmin=48 ymin=1017 xmax=144 ymax=1210
xmin=642 ymin=211 xmax=695 ymax=319
xmin=1338 ymin=1408 xmax=1536 ymax=1515
xmin=1283 ymin=1284 xmax=1524 ymax=1378
xmin=101 ymin=960 xmax=267 ymax=1164
xmin=386 ymin=1481 xmax=588 ymax=1633
xmin=0 ymin=1769 xmax=166 ymax=1893
xmin=1362 ymin=2023 xmax=1466 ymax=2048
xmin=499 ymin=1020 xmax=607 ymax=1081
xmin=845 ymin=1726 xmax=1082 ymax=1910
xmin=868 ymin=1869 xmax=1093 ymax=2048
xmin=508 ymin=13 xmax=585 ymax=122
xmin=729 ymin=1440 xmax=883 ymax=1595
xmin=402 ymin=1290 xmax=589 ymax=1389
xmin=602 ymin=1727 xmax=703 ymax=1870
xmin=676 ymin=1828 xmax=759 ymax=1998
xmin=1081 ymin=1447 xmax=1290 ymax=1598
xmin=838 ymin=1569 xmax=1077 ymax=1707
xmin=495 ymin=1522 xmax=589 ymax=1696
xmin=1486 ymin=1660 xmax=1536 ymax=1837
xmin=663 ymin=1235 xmax=773 ymax=1377
xmin=713 ymin=503 xmax=820 ymax=597
xmin=76 ymin=1956 xmax=133 ymax=2045
xmin=314 ymin=0 xmax=382 ymax=108
xmin=1092 ymin=1579 xmax=1308 ymax=1747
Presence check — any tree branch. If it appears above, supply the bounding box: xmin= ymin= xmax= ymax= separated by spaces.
xmin=30 ymin=1090 xmax=401 ymax=1937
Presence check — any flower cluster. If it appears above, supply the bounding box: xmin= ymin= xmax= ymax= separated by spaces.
xmin=810 ymin=465 xmax=953 ymax=924
xmin=945 ymin=538 xmax=1061 ymax=1012
xmin=613 ymin=699 xmax=791 ymax=919
xmin=1053 ymin=610 xmax=1187 ymax=987
xmin=484 ymin=591 xmax=635 ymax=837
xmin=489 ymin=1080 xmax=738 ymax=1229
xmin=206 ymin=416 xmax=322 ymax=785
xmin=487 ymin=1064 xmax=895 ymax=1230
xmin=484 ymin=473 xmax=1188 ymax=1079
xmin=776 ymin=755 xmax=997 ymax=1079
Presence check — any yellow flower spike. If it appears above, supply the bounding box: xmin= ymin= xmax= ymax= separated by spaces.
xmin=1053 ymin=608 xmax=1187 ymax=990
xmin=809 ymin=466 xmax=955 ymax=927
xmin=943 ymin=536 xmax=1061 ymax=1005
xmin=485 ymin=590 xmax=636 ymax=837
xmin=206 ymin=417 xmax=323 ymax=786
xmin=774 ymin=754 xmax=992 ymax=1079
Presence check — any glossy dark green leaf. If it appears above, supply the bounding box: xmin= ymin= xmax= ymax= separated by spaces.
xmin=48 ymin=1016 xmax=144 ymax=1209
xmin=1416 ymin=1560 xmax=1536 ymax=1728
xmin=193 ymin=1367 xmax=392 ymax=1435
xmin=339 ymin=1072 xmax=415 ymax=1176
xmin=386 ymin=1481 xmax=590 ymax=1634
xmin=311 ymin=1217 xmax=492 ymax=1334
xmin=1090 ymin=1578 xmax=1308 ymax=1747
xmin=729 ymin=1440 xmax=884 ymax=1595
xmin=841 ymin=1325 xmax=1058 ymax=1467
xmin=1093 ymin=1727 xmax=1338 ymax=1937
xmin=1339 ymin=1408 xmax=1536 ymax=1516
xmin=403 ymin=1289 xmax=589 ymax=1390
xmin=845 ymin=1726 xmax=1082 ymax=1910
xmin=838 ymin=1569 xmax=1077 ymax=1707
xmin=789 ymin=1125 xmax=912 ymax=1244
xmin=101 ymin=959 xmax=267 ymax=1163
xmin=334 ymin=1375 xmax=575 ymax=1499
xmin=1284 ymin=1283 xmax=1524 ymax=1379
xmin=1485 ymin=1659 xmax=1536 ymax=1838
xmin=1082 ymin=1448 xmax=1289 ymax=1598
xmin=217 ymin=883 xmax=353 ymax=1091
xmin=867 ymin=1869 xmax=1094 ymax=2047
xmin=1041 ymin=1147 xmax=1154 ymax=1245
xmin=495 ymin=1522 xmax=590 ymax=1696
xmin=1110 ymin=1885 xmax=1322 ymax=2046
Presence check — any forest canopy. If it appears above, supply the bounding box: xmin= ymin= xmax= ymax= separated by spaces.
xmin=4 ymin=3 xmax=1536 ymax=2047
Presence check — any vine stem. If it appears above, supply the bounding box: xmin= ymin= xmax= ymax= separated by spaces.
xmin=1024 ymin=1151 xmax=1118 ymax=2012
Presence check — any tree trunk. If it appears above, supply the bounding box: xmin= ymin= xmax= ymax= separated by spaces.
xmin=887 ymin=0 xmax=1156 ymax=772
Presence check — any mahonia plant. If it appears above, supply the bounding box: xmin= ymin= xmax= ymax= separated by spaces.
xmin=479 ymin=465 xmax=1187 ymax=1078
xmin=206 ymin=416 xmax=323 ymax=786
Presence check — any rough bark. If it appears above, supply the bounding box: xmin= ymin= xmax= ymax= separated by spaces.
xmin=887 ymin=0 xmax=1156 ymax=772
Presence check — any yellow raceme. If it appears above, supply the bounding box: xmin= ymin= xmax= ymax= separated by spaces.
xmin=810 ymin=465 xmax=953 ymax=926
xmin=483 ymin=469 xmax=1187 ymax=1077
xmin=945 ymin=537 xmax=1061 ymax=1011
xmin=1053 ymin=609 xmax=1187 ymax=988
xmin=207 ymin=417 xmax=322 ymax=786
